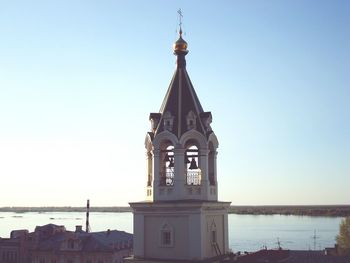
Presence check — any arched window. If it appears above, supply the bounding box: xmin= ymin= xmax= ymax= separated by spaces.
xmin=185 ymin=142 xmax=201 ymax=185
xmin=163 ymin=111 xmax=174 ymax=132
xmin=186 ymin=110 xmax=197 ymax=130
xmin=160 ymin=223 xmax=174 ymax=247
xmin=160 ymin=143 xmax=174 ymax=186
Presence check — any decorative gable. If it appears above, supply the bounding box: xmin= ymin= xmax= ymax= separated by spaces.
xmin=163 ymin=111 xmax=174 ymax=132
xmin=186 ymin=110 xmax=197 ymax=130
xmin=200 ymin=112 xmax=212 ymax=132
xmin=149 ymin=113 xmax=161 ymax=132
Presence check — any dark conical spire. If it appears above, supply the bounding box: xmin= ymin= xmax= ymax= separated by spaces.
xmin=148 ymin=11 xmax=213 ymax=139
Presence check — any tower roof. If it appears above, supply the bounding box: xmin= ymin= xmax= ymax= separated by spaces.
xmin=150 ymin=30 xmax=212 ymax=139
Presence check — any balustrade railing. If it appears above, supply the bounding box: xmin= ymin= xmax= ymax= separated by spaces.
xmin=186 ymin=170 xmax=201 ymax=185
xmin=160 ymin=170 xmax=174 ymax=186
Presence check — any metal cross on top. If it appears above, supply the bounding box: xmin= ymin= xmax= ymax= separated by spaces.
xmin=177 ymin=8 xmax=183 ymax=28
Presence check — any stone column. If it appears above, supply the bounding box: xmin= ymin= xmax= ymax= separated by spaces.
xmin=173 ymin=146 xmax=185 ymax=199
xmin=146 ymin=151 xmax=153 ymax=201
xmin=152 ymin=149 xmax=161 ymax=200
xmin=188 ymin=212 xmax=203 ymax=260
xmin=199 ymin=148 xmax=210 ymax=199
xmin=223 ymin=210 xmax=229 ymax=253
xmin=213 ymin=150 xmax=218 ymax=200
xmin=133 ymin=212 xmax=145 ymax=257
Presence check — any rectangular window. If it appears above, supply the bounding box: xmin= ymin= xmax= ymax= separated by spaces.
xmin=161 ymin=230 xmax=171 ymax=246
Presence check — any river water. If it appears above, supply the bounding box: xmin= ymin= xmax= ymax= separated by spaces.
xmin=0 ymin=212 xmax=342 ymax=252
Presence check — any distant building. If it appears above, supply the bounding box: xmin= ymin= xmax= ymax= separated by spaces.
xmin=0 ymin=224 xmax=132 ymax=263
xmin=0 ymin=237 xmax=20 ymax=263
xmin=0 ymin=230 xmax=29 ymax=263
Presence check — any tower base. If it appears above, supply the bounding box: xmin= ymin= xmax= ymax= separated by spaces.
xmin=128 ymin=200 xmax=231 ymax=262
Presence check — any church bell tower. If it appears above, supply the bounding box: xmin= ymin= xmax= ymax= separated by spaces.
xmin=128 ymin=15 xmax=231 ymax=262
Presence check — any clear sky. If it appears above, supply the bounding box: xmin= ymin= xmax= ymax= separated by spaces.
xmin=0 ymin=0 xmax=349 ymax=207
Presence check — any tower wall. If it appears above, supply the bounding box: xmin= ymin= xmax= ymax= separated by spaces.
xmin=130 ymin=201 xmax=231 ymax=261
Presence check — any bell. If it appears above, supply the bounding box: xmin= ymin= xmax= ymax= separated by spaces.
xmin=168 ymin=158 xmax=174 ymax=168
xmin=164 ymin=153 xmax=170 ymax=162
xmin=185 ymin=157 xmax=190 ymax=164
xmin=189 ymin=158 xmax=198 ymax=170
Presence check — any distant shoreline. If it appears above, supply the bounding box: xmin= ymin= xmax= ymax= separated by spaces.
xmin=1 ymin=205 xmax=349 ymax=217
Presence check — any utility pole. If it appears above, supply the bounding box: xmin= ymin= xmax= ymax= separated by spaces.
xmin=86 ymin=199 xmax=90 ymax=233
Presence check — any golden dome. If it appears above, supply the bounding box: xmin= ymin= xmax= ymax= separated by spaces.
xmin=173 ymin=29 xmax=188 ymax=52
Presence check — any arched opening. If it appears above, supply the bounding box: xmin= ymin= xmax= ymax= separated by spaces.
xmin=185 ymin=140 xmax=201 ymax=185
xmin=160 ymin=141 xmax=174 ymax=186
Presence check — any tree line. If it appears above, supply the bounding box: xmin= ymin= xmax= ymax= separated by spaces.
xmin=1 ymin=205 xmax=350 ymax=217
xmin=229 ymin=205 xmax=350 ymax=217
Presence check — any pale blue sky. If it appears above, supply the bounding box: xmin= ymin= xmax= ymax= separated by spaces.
xmin=0 ymin=1 xmax=349 ymax=206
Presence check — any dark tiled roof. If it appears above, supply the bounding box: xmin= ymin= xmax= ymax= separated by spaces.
xmin=34 ymin=232 xmax=67 ymax=251
xmin=34 ymin=230 xmax=132 ymax=252
xmin=157 ymin=68 xmax=206 ymax=137
xmin=34 ymin=223 xmax=65 ymax=231
xmin=282 ymin=250 xmax=350 ymax=263
xmin=83 ymin=230 xmax=133 ymax=251
xmin=151 ymin=43 xmax=212 ymax=140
